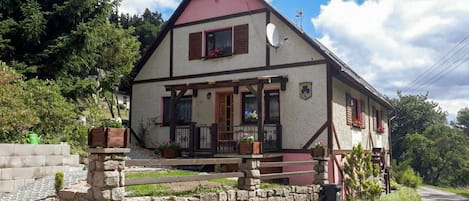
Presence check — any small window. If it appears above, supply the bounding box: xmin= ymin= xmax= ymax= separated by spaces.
xmin=206 ymin=28 xmax=232 ymax=58
xmin=242 ymin=93 xmax=257 ymax=124
xmin=347 ymin=95 xmax=363 ymax=128
xmin=163 ymin=96 xmax=192 ymax=125
xmin=242 ymin=90 xmax=280 ymax=124
xmin=375 ymin=108 xmax=384 ymax=133
xmin=265 ymin=90 xmax=280 ymax=124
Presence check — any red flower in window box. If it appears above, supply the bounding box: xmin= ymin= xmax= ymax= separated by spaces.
xmin=352 ymin=118 xmax=362 ymax=127
xmin=378 ymin=127 xmax=385 ymax=133
xmin=209 ymin=48 xmax=224 ymax=58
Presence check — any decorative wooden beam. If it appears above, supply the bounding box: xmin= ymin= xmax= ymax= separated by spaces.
xmin=169 ymin=90 xmax=177 ymax=141
xmin=192 ymin=89 xmax=198 ymax=97
xmin=233 ymin=86 xmax=239 ymax=94
xmin=257 ymin=82 xmax=264 ymax=148
xmin=165 ymin=76 xmax=287 ymax=91
xmin=302 ymin=121 xmax=328 ymax=150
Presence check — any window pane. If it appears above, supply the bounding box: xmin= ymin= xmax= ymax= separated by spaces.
xmin=206 ymin=29 xmax=232 ymax=57
xmin=267 ymin=92 xmax=280 ymax=123
xmin=243 ymin=93 xmax=257 ymax=123
xmin=163 ymin=97 xmax=192 ymax=125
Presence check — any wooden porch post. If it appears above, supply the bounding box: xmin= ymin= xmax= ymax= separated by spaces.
xmin=257 ymin=82 xmax=264 ymax=148
xmin=170 ymin=90 xmax=177 ymax=142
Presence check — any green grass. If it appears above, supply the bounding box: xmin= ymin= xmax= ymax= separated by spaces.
xmin=379 ymin=187 xmax=422 ymax=201
xmin=424 ymin=185 xmax=469 ymax=198
xmin=125 ymin=169 xmax=285 ymax=197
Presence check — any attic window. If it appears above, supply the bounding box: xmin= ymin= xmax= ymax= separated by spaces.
xmin=206 ymin=28 xmax=232 ymax=58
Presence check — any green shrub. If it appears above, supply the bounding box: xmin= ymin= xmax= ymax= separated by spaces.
xmin=390 ymin=179 xmax=400 ymax=190
xmin=55 ymin=171 xmax=64 ymax=194
xmin=100 ymin=119 xmax=123 ymax=128
xmin=393 ymin=162 xmax=422 ymax=188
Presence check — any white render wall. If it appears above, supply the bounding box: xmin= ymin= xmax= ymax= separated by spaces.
xmin=172 ymin=13 xmax=267 ymax=76
xmin=131 ymin=64 xmax=328 ymax=149
xmin=134 ymin=34 xmax=171 ymax=81
xmin=331 ymin=78 xmax=389 ymax=151
xmin=269 ymin=14 xmax=324 ymax=66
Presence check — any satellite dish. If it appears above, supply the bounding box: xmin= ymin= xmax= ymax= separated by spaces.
xmin=266 ymin=23 xmax=280 ymax=48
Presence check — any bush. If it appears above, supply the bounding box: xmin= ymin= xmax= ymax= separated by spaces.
xmin=379 ymin=187 xmax=421 ymax=201
xmin=55 ymin=171 xmax=64 ymax=194
xmin=393 ymin=162 xmax=423 ymax=188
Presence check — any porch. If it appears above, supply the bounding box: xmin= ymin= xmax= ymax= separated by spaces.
xmin=174 ymin=123 xmax=282 ymax=155
xmin=165 ymin=75 xmax=288 ymax=156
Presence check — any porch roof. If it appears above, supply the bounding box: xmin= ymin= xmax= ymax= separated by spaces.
xmin=164 ymin=75 xmax=288 ymax=91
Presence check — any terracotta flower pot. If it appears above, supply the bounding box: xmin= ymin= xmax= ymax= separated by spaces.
xmin=162 ymin=149 xmax=179 ymax=158
xmin=238 ymin=142 xmax=261 ymax=155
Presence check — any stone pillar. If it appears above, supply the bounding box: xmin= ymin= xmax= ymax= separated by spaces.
xmin=238 ymin=155 xmax=262 ymax=191
xmin=313 ymin=157 xmax=328 ymax=185
xmin=87 ymin=148 xmax=130 ymax=201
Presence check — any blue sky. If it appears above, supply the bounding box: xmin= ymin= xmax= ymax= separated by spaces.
xmin=120 ymin=0 xmax=469 ymax=122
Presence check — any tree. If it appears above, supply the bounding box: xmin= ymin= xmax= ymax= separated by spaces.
xmin=119 ymin=8 xmax=164 ymax=53
xmin=402 ymin=124 xmax=469 ymax=186
xmin=389 ymin=92 xmax=446 ymax=159
xmin=0 ymin=63 xmax=38 ymax=142
xmin=344 ymin=144 xmax=382 ymax=201
xmin=456 ymin=107 xmax=469 ymax=135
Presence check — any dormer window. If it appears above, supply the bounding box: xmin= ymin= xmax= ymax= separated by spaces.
xmin=188 ymin=24 xmax=249 ymax=60
xmin=206 ymin=28 xmax=232 ymax=58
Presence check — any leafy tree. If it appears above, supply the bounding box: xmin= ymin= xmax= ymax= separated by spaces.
xmin=344 ymin=144 xmax=382 ymax=201
xmin=389 ymin=92 xmax=446 ymax=159
xmin=0 ymin=63 xmax=38 ymax=142
xmin=456 ymin=107 xmax=469 ymax=135
xmin=402 ymin=124 xmax=469 ymax=186
xmin=119 ymin=8 xmax=164 ymax=53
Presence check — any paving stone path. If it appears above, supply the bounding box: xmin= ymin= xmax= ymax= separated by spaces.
xmin=0 ymin=169 xmax=86 ymax=201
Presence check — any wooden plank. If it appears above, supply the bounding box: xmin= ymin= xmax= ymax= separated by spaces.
xmin=332 ymin=122 xmax=341 ymax=150
xmin=126 ymin=172 xmax=244 ymax=186
xmin=260 ymin=161 xmax=317 ymax=168
xmin=125 ymin=158 xmax=242 ymax=167
xmin=260 ymin=170 xmax=315 ymax=180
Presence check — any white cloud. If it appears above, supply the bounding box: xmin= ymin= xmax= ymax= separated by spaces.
xmin=311 ymin=0 xmax=469 ymax=121
xmin=119 ymin=0 xmax=181 ymax=15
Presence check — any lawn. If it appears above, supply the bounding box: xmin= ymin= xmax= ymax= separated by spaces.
xmin=424 ymin=185 xmax=469 ymax=198
xmin=125 ymin=169 xmax=284 ymax=197
xmin=379 ymin=187 xmax=422 ymax=201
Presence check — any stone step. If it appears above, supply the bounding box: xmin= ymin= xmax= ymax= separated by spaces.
xmin=0 ymin=178 xmax=35 ymax=193
xmin=0 ymin=143 xmax=70 ymax=156
xmin=0 ymin=166 xmax=81 ymax=180
xmin=0 ymin=155 xmax=79 ymax=168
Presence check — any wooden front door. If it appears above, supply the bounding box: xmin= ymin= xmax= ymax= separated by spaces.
xmin=216 ymin=93 xmax=234 ymax=152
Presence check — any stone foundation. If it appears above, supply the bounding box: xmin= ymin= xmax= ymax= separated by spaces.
xmin=124 ymin=185 xmax=320 ymax=201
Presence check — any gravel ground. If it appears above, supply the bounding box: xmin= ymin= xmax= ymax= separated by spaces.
xmin=0 ymin=169 xmax=86 ymax=201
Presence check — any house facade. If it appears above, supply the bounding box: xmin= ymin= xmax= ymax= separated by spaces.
xmin=130 ymin=0 xmax=393 ymax=186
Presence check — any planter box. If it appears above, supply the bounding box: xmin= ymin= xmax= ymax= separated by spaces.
xmin=162 ymin=149 xmax=179 ymax=158
xmin=238 ymin=142 xmax=261 ymax=155
xmin=311 ymin=147 xmax=326 ymax=158
xmin=88 ymin=128 xmax=130 ymax=148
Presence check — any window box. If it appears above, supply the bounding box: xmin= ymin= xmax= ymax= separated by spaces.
xmin=238 ymin=141 xmax=261 ymax=155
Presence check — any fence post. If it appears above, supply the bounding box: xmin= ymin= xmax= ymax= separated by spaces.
xmin=211 ymin=123 xmax=218 ymax=154
xmin=312 ymin=156 xmax=329 ymax=185
xmin=87 ymin=148 xmax=130 ymax=201
xmin=276 ymin=123 xmax=282 ymax=151
xmin=189 ymin=124 xmax=195 ymax=156
xmin=238 ymin=155 xmax=261 ymax=191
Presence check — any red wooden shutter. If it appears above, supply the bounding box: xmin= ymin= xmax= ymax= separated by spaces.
xmin=372 ymin=106 xmax=377 ymax=131
xmin=188 ymin=32 xmax=202 ymax=60
xmin=346 ymin=94 xmax=352 ymax=125
xmin=360 ymin=100 xmax=366 ymax=129
xmin=233 ymin=24 xmax=249 ymax=54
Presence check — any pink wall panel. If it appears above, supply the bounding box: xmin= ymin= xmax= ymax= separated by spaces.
xmin=283 ymin=153 xmax=314 ymax=185
xmin=175 ymin=0 xmax=265 ymax=25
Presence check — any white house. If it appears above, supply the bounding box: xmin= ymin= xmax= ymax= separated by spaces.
xmin=130 ymin=0 xmax=393 ymax=187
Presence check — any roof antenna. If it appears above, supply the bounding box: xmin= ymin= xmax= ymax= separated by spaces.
xmin=295 ymin=9 xmax=304 ymax=31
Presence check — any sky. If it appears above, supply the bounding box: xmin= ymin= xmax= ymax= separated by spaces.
xmin=120 ymin=0 xmax=469 ymax=122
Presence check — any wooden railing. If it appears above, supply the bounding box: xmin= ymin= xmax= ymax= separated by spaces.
xmin=259 ymin=160 xmax=317 ymax=180
xmin=124 ymin=158 xmax=243 ymax=186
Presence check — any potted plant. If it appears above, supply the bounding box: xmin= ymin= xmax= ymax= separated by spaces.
xmin=311 ymin=141 xmax=326 ymax=158
xmin=378 ymin=127 xmax=385 ymax=133
xmin=238 ymin=133 xmax=261 ymax=155
xmin=155 ymin=140 xmax=181 ymax=158
xmin=88 ymin=119 xmax=129 ymax=148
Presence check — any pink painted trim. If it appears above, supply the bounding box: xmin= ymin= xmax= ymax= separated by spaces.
xmin=175 ymin=0 xmax=265 ymax=25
